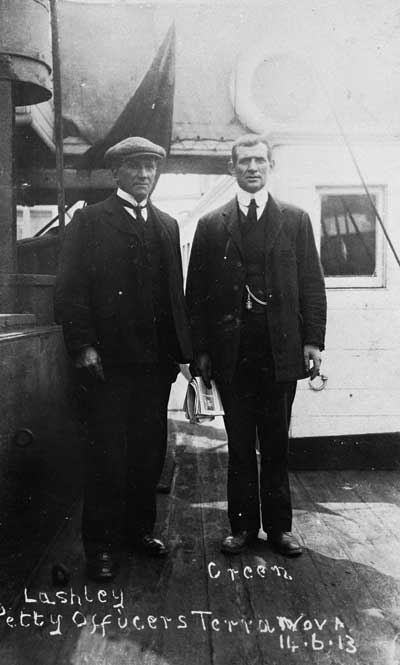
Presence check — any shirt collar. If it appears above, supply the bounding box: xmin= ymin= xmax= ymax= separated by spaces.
xmin=117 ymin=187 xmax=148 ymax=208
xmin=236 ymin=186 xmax=269 ymax=211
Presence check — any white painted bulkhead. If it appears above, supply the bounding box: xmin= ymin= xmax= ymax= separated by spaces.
xmin=176 ymin=138 xmax=400 ymax=438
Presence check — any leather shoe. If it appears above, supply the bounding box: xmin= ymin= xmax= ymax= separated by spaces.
xmin=268 ymin=531 xmax=302 ymax=557
xmin=86 ymin=552 xmax=119 ymax=581
xmin=131 ymin=535 xmax=168 ymax=557
xmin=221 ymin=530 xmax=258 ymax=554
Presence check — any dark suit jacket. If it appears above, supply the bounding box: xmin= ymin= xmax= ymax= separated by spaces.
xmin=186 ymin=195 xmax=326 ymax=383
xmin=54 ymin=193 xmax=192 ymax=365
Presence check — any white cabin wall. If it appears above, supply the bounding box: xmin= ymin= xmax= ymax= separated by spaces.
xmin=272 ymin=140 xmax=400 ymax=436
xmin=165 ymin=140 xmax=400 ymax=436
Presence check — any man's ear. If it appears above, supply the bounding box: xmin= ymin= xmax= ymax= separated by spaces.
xmin=228 ymin=160 xmax=235 ymax=176
xmin=269 ymin=158 xmax=275 ymax=170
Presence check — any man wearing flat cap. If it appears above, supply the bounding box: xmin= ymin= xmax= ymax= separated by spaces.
xmin=55 ymin=137 xmax=192 ymax=580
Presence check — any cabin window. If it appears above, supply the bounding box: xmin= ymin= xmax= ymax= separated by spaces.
xmin=318 ymin=188 xmax=385 ymax=288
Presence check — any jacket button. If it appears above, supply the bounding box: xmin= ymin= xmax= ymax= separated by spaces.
xmin=237 ymin=261 xmax=242 ymax=268
xmin=118 ymin=290 xmax=123 ymax=295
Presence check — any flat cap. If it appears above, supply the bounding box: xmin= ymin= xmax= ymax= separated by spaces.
xmin=104 ymin=136 xmax=166 ymax=167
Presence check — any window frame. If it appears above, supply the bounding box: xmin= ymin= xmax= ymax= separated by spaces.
xmin=316 ymin=185 xmax=386 ymax=289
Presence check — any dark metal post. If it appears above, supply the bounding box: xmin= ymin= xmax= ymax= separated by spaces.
xmin=0 ymin=80 xmax=16 ymax=310
xmin=0 ymin=80 xmax=16 ymax=273
xmin=50 ymin=0 xmax=66 ymax=236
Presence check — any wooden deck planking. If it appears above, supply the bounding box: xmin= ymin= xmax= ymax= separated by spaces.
xmin=320 ymin=470 xmax=400 ymax=612
xmin=193 ymin=438 xmax=357 ymax=665
xmin=288 ymin=474 xmax=374 ymax=664
xmin=0 ymin=418 xmax=399 ymax=664
xmin=0 ymin=502 xmax=84 ymax=665
xmin=292 ymin=471 xmax=400 ymax=664
xmin=297 ymin=471 xmax=400 ymax=595
xmin=195 ymin=440 xmax=267 ymax=665
xmin=134 ymin=439 xmax=212 ymax=665
xmin=54 ymin=433 xmax=211 ymax=665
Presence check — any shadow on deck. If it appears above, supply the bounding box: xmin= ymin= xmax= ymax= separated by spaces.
xmin=0 ymin=414 xmax=399 ymax=665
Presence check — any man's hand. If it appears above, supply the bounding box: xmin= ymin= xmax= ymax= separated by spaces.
xmin=303 ymin=344 xmax=322 ymax=380
xmin=75 ymin=346 xmax=105 ymax=382
xmin=190 ymin=352 xmax=212 ymax=389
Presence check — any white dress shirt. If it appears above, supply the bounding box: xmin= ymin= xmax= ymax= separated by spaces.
xmin=117 ymin=187 xmax=148 ymax=221
xmin=237 ymin=186 xmax=269 ymax=220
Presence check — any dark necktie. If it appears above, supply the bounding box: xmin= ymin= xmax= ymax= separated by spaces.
xmin=133 ymin=205 xmax=145 ymax=222
xmin=246 ymin=198 xmax=258 ymax=224
xmin=117 ymin=196 xmax=146 ymax=222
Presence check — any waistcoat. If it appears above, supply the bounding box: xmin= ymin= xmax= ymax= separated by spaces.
xmin=238 ymin=201 xmax=271 ymax=359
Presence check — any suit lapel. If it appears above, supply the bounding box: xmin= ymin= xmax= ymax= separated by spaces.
xmin=220 ymin=195 xmax=284 ymax=259
xmin=104 ymin=192 xmax=143 ymax=239
xmin=221 ymin=198 xmax=243 ymax=259
xmin=264 ymin=195 xmax=283 ymax=256
xmin=147 ymin=202 xmax=178 ymax=282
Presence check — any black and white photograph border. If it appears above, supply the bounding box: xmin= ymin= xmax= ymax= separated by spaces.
xmin=0 ymin=0 xmax=399 ymax=663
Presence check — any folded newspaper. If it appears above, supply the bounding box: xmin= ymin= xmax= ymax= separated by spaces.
xmin=184 ymin=377 xmax=225 ymax=424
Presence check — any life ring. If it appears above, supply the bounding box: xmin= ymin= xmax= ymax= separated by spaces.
xmin=230 ymin=48 xmax=317 ymax=132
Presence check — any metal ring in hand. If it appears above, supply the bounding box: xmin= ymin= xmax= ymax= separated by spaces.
xmin=308 ymin=374 xmax=328 ymax=391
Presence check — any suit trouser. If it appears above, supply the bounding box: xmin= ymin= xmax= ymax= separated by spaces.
xmin=78 ymin=364 xmax=172 ymax=556
xmin=219 ymin=355 xmax=296 ymax=535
